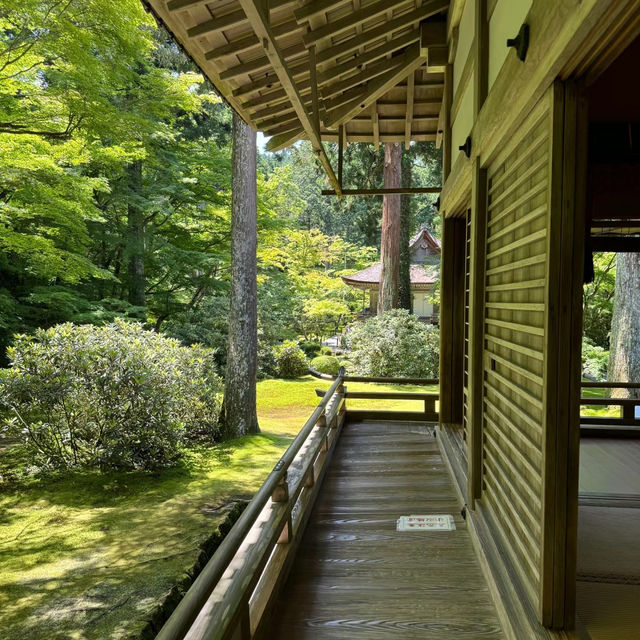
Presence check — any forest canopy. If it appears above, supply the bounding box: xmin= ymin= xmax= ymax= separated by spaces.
xmin=0 ymin=0 xmax=441 ymax=366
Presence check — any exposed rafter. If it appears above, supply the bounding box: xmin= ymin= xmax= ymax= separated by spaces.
xmin=324 ymin=44 xmax=427 ymax=128
xmin=145 ymin=0 xmax=449 ymax=187
xmin=236 ymin=0 xmax=342 ymax=194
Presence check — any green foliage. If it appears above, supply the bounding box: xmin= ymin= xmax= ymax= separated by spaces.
xmin=320 ymin=346 xmax=333 ymax=355
xmin=582 ymin=337 xmax=609 ymax=382
xmin=299 ymin=341 xmax=322 ymax=357
xmin=583 ymin=253 xmax=616 ymax=349
xmin=272 ymin=341 xmax=308 ymax=379
xmin=0 ymin=321 xmax=222 ymax=471
xmin=347 ymin=310 xmax=439 ymax=378
xmin=310 ymin=355 xmax=341 ymax=376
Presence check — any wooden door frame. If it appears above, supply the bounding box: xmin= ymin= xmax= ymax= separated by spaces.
xmin=439 ymin=213 xmax=467 ymax=427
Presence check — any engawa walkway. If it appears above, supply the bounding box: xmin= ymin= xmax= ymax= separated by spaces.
xmin=262 ymin=420 xmax=505 ymax=639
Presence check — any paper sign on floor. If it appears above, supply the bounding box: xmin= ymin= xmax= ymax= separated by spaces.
xmin=396 ymin=514 xmax=456 ymax=531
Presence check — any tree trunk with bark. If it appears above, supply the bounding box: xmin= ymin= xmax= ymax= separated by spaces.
xmin=398 ymin=151 xmax=412 ymax=311
xmin=377 ymin=142 xmax=402 ymax=314
xmin=126 ymin=160 xmax=146 ymax=312
xmin=608 ymin=252 xmax=640 ymax=399
xmin=222 ymin=113 xmax=260 ymax=437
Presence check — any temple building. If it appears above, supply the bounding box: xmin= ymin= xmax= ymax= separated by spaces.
xmin=341 ymin=228 xmax=441 ymax=321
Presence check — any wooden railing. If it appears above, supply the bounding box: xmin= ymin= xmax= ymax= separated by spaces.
xmin=580 ymin=381 xmax=640 ymax=435
xmin=310 ymin=368 xmax=440 ymax=422
xmin=155 ymin=373 xmax=347 ymax=640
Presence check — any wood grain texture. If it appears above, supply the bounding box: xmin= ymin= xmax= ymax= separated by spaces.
xmin=260 ymin=421 xmax=505 ymax=639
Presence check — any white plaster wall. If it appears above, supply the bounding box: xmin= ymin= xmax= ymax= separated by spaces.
xmin=412 ymin=293 xmax=434 ymax=318
xmin=451 ymin=81 xmax=473 ymax=158
xmin=488 ymin=0 xmax=533 ymax=90
xmin=453 ymin=0 xmax=475 ymax=93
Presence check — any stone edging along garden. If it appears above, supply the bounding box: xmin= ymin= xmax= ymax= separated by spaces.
xmin=133 ymin=500 xmax=248 ymax=640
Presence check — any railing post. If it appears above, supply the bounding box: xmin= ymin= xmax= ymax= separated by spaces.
xmin=272 ymin=471 xmax=291 ymax=544
xmin=623 ymin=403 xmax=635 ymax=421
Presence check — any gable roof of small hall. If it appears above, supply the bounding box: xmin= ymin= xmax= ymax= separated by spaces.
xmin=342 ymin=228 xmax=440 ymax=290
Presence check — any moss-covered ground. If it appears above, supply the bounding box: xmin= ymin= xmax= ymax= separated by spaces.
xmin=0 ymin=376 xmax=436 ymax=640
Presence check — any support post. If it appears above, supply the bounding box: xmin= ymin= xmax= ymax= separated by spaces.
xmin=467 ymin=161 xmax=488 ymax=507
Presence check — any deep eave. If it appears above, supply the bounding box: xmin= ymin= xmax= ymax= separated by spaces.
xmin=143 ymin=0 xmax=449 ymax=155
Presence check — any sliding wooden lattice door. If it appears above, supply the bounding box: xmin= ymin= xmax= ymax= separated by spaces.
xmin=476 ymin=83 xmax=585 ymax=628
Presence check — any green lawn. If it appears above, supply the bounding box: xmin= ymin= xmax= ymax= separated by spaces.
xmin=0 ymin=376 xmax=436 ymax=640
xmin=580 ymin=383 xmax=623 ymax=418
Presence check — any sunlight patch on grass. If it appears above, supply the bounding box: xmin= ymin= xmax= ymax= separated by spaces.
xmin=0 ymin=375 xmax=439 ymax=639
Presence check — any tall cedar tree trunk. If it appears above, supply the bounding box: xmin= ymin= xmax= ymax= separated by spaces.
xmin=126 ymin=160 xmax=146 ymax=311
xmin=608 ymin=252 xmax=640 ymax=399
xmin=377 ymin=142 xmax=402 ymax=314
xmin=398 ymin=151 xmax=412 ymax=310
xmin=222 ymin=113 xmax=260 ymax=437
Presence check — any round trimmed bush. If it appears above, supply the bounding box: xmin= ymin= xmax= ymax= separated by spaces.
xmin=310 ymin=355 xmax=341 ymax=376
xmin=0 ymin=320 xmax=222 ymax=471
xmin=299 ymin=341 xmax=322 ymax=358
xmin=272 ymin=341 xmax=308 ymax=378
xmin=320 ymin=346 xmax=333 ymax=355
xmin=347 ymin=309 xmax=439 ymax=378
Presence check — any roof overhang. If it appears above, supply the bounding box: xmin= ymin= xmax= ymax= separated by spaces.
xmin=144 ymin=0 xmax=449 ymax=192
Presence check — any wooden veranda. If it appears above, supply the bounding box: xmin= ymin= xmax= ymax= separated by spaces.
xmin=153 ymin=372 xmax=640 ymax=640
xmin=154 ymin=371 xmax=505 ymax=639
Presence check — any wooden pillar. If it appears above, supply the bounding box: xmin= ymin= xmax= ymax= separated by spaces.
xmin=540 ymin=81 xmax=587 ymax=629
xmin=467 ymin=161 xmax=488 ymax=506
xmin=439 ymin=216 xmax=465 ymax=424
xmin=377 ymin=142 xmax=402 ymax=313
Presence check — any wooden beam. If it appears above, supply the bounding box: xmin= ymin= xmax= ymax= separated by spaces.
xmin=372 ymin=102 xmax=380 ymax=151
xmin=590 ymin=236 xmax=640 ymax=252
xmin=321 ymin=55 xmax=402 ymax=100
xmin=295 ymin=0 xmax=349 ymax=24
xmin=220 ymin=42 xmax=307 ymax=80
xmin=426 ymin=46 xmax=448 ymax=72
xmin=170 ymin=0 xmax=295 ymax=12
xmin=315 ymin=2 xmax=448 ymax=65
xmin=309 ymin=46 xmax=321 ymax=136
xmin=405 ymin=70 xmax=415 ymax=149
xmin=304 ymin=0 xmax=414 ymax=47
xmin=237 ymin=0 xmax=340 ymax=194
xmin=204 ymin=19 xmax=303 ymax=60
xmin=473 ymin=0 xmax=489 ymax=116
xmin=420 ymin=19 xmax=447 ymax=51
xmin=233 ymin=60 xmax=309 ymax=98
xmin=186 ymin=10 xmax=246 ymax=39
xmin=319 ymin=132 xmax=437 ymax=143
xmin=467 ymin=160 xmax=488 ymax=507
xmin=338 ymin=125 xmax=344 ymax=188
xmin=267 ymin=128 xmax=306 ymax=151
xmin=321 ymin=187 xmax=441 ymax=196
xmin=323 ymin=45 xmax=426 ymax=128
xmin=316 ymin=30 xmax=420 ymax=86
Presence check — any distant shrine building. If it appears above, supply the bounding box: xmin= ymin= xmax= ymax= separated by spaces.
xmin=342 ymin=228 xmax=440 ymax=322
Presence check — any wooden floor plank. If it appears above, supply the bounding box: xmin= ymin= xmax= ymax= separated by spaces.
xmin=261 ymin=420 xmax=505 ymax=639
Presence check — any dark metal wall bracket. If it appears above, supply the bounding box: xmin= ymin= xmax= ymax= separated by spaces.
xmin=459 ymin=136 xmax=472 ymax=158
xmin=507 ymin=23 xmax=530 ymax=62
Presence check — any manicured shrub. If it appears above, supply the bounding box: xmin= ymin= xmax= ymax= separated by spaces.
xmin=272 ymin=341 xmax=308 ymax=379
xmin=0 ymin=320 xmax=223 ymax=471
xmin=310 ymin=355 xmax=341 ymax=376
xmin=299 ymin=341 xmax=322 ymax=358
xmin=320 ymin=346 xmax=333 ymax=355
xmin=257 ymin=338 xmax=278 ymax=379
xmin=582 ymin=337 xmax=609 ymax=381
xmin=339 ymin=359 xmax=353 ymax=373
xmin=347 ymin=309 xmax=439 ymax=378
